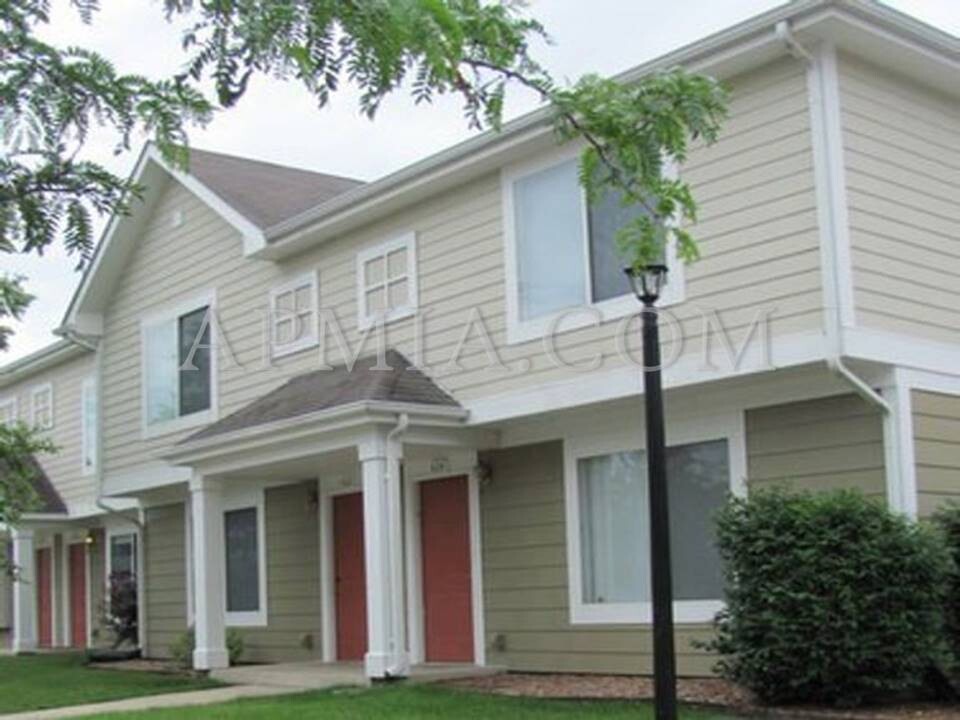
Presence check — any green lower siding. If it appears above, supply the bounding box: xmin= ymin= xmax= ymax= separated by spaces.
xmin=142 ymin=482 xmax=322 ymax=663
xmin=479 ymin=442 xmax=715 ymax=677
xmin=912 ymin=390 xmax=960 ymax=517
xmin=745 ymin=394 xmax=886 ymax=498
xmin=238 ymin=481 xmax=322 ymax=663
xmin=144 ymin=504 xmax=188 ymax=657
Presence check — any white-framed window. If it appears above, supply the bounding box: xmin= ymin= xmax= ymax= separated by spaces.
xmin=269 ymin=271 xmax=319 ymax=358
xmin=140 ymin=291 xmax=217 ymax=438
xmin=356 ymin=232 xmax=418 ymax=329
xmin=564 ymin=413 xmax=744 ymax=625
xmin=81 ymin=377 xmax=98 ymax=475
xmin=108 ymin=532 xmax=138 ymax=581
xmin=502 ymin=146 xmax=684 ymax=344
xmin=223 ymin=489 xmax=268 ymax=627
xmin=0 ymin=397 xmax=17 ymax=426
xmin=30 ymin=383 xmax=54 ymax=430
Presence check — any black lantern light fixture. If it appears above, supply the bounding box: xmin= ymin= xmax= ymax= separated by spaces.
xmin=625 ymin=261 xmax=677 ymax=720
xmin=625 ymin=263 xmax=669 ymax=306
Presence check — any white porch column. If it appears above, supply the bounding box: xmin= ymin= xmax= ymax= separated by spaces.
xmin=11 ymin=527 xmax=37 ymax=654
xmin=189 ymin=475 xmax=229 ymax=670
xmin=358 ymin=431 xmax=409 ymax=679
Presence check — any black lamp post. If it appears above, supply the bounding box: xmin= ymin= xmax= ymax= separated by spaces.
xmin=625 ymin=263 xmax=677 ymax=720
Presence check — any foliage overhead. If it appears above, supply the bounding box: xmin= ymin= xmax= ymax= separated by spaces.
xmin=0 ymin=421 xmax=56 ymax=534
xmin=707 ymin=488 xmax=952 ymax=707
xmin=163 ymin=0 xmax=728 ymax=270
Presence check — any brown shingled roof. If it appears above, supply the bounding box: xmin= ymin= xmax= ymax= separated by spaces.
xmin=0 ymin=455 xmax=67 ymax=515
xmin=183 ymin=350 xmax=460 ymax=444
xmin=186 ymin=147 xmax=363 ymax=229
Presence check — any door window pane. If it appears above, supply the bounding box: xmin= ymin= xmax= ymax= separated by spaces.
xmin=224 ymin=508 xmax=260 ymax=613
xmin=178 ymin=307 xmax=211 ymax=416
xmin=513 ymin=159 xmax=586 ymax=320
xmin=110 ymin=534 xmax=137 ymax=580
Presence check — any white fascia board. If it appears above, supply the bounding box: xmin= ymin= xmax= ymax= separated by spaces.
xmin=60 ymin=144 xmax=268 ymax=336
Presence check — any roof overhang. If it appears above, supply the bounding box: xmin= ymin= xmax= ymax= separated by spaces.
xmin=160 ymin=400 xmax=494 ymax=477
xmin=257 ymin=0 xmax=959 ymax=261
xmin=60 ymin=144 xmax=268 ymax=338
xmin=0 ymin=339 xmax=90 ymax=388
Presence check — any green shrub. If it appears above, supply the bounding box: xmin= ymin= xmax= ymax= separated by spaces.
xmin=933 ymin=503 xmax=960 ymax=665
xmin=170 ymin=628 xmax=245 ymax=669
xmin=707 ymin=488 xmax=951 ymax=706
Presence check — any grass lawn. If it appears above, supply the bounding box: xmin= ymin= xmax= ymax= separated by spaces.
xmin=92 ymin=684 xmax=743 ymax=719
xmin=0 ymin=653 xmax=222 ymax=714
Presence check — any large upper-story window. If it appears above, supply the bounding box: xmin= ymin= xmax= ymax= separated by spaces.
xmin=356 ymin=233 xmax=418 ymax=329
xmin=81 ymin=377 xmax=98 ymax=475
xmin=141 ymin=292 xmax=216 ymax=436
xmin=565 ymin=415 xmax=742 ymax=625
xmin=30 ymin=383 xmax=54 ymax=430
xmin=504 ymin=149 xmax=683 ymax=343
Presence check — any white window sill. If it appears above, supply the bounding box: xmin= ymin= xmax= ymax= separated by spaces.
xmin=357 ymin=305 xmax=417 ymax=332
xmin=226 ymin=611 xmax=267 ymax=627
xmin=271 ymin=336 xmax=318 ymax=360
xmin=142 ymin=408 xmax=216 ymax=440
xmin=506 ymin=285 xmax=685 ymax=346
xmin=571 ymin=599 xmax=724 ymax=625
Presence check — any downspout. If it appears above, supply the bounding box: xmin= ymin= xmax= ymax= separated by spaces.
xmin=385 ymin=412 xmax=409 ymax=678
xmin=776 ymin=20 xmax=889 ymax=415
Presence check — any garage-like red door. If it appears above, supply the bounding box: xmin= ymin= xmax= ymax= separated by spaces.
xmin=69 ymin=544 xmax=87 ymax=648
xmin=36 ymin=548 xmax=52 ymax=648
xmin=420 ymin=476 xmax=474 ymax=662
xmin=334 ymin=492 xmax=367 ymax=661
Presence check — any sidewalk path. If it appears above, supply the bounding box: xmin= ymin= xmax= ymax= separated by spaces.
xmin=0 ymin=685 xmax=299 ymax=719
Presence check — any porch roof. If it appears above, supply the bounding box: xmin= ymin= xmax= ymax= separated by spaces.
xmin=183 ymin=349 xmax=460 ymax=445
xmin=1 ymin=455 xmax=67 ymax=515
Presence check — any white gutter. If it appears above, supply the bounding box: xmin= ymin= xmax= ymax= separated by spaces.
xmin=385 ymin=412 xmax=410 ymax=678
xmin=779 ymin=19 xmax=889 ymax=414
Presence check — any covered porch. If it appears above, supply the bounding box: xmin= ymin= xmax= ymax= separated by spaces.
xmin=160 ymin=352 xmax=497 ymax=679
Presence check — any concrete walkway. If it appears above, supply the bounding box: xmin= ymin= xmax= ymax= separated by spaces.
xmin=0 ymin=685 xmax=299 ymax=720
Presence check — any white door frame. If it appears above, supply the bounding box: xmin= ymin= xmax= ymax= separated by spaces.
xmin=318 ymin=476 xmax=362 ymax=663
xmin=403 ymin=451 xmax=486 ymax=667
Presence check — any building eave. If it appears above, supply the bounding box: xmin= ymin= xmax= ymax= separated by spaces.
xmin=0 ymin=339 xmax=91 ymax=388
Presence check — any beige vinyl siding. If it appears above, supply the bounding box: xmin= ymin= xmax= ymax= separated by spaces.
xmin=237 ymin=481 xmax=322 ymax=663
xmin=0 ymin=352 xmax=95 ymax=509
xmin=912 ymin=390 xmax=960 ymax=517
xmin=839 ymin=52 xmax=960 ymax=344
xmin=479 ymin=441 xmax=715 ymax=676
xmin=746 ymin=393 xmax=885 ymax=499
xmin=100 ymin=56 xmax=823 ymax=479
xmin=89 ymin=528 xmax=107 ymax=646
xmin=143 ymin=504 xmax=188 ymax=657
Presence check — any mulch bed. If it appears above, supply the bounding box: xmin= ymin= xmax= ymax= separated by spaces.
xmin=442 ymin=674 xmax=960 ymax=719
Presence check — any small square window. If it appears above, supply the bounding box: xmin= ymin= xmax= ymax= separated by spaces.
xmin=0 ymin=398 xmax=16 ymax=427
xmin=356 ymin=233 xmax=417 ymax=328
xmin=30 ymin=384 xmax=53 ymax=430
xmin=269 ymin=272 xmax=319 ymax=358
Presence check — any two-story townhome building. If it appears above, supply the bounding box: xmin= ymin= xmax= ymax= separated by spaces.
xmin=3 ymin=0 xmax=959 ymax=679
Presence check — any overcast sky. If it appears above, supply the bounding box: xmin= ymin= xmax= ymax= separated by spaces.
xmin=3 ymin=0 xmax=958 ymax=362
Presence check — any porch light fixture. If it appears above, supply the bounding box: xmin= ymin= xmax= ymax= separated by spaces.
xmin=625 ymin=263 xmax=668 ymax=306
xmin=626 ymin=261 xmax=677 ymax=720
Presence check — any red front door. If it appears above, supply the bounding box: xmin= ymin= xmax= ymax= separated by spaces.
xmin=36 ymin=548 xmax=52 ymax=648
xmin=69 ymin=544 xmax=87 ymax=648
xmin=334 ymin=492 xmax=367 ymax=661
xmin=421 ymin=476 xmax=474 ymax=662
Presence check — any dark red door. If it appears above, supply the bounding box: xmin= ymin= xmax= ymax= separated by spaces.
xmin=421 ymin=476 xmax=474 ymax=662
xmin=334 ymin=492 xmax=367 ymax=661
xmin=69 ymin=544 xmax=87 ymax=648
xmin=36 ymin=548 xmax=52 ymax=648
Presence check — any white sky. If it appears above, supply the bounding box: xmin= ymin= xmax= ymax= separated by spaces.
xmin=3 ymin=0 xmax=958 ymax=362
